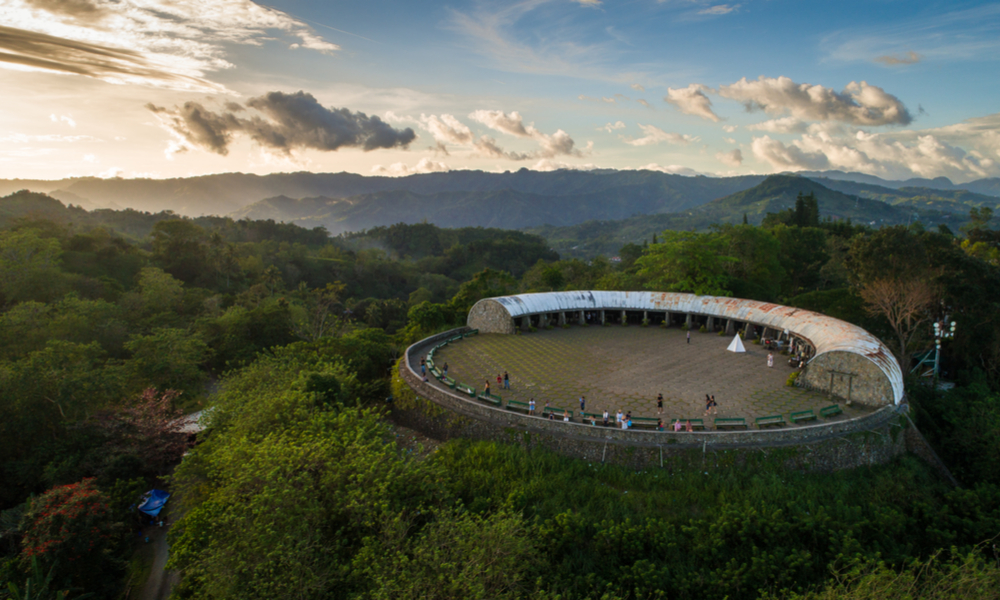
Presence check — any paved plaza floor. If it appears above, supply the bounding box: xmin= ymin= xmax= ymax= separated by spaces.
xmin=430 ymin=326 xmax=870 ymax=425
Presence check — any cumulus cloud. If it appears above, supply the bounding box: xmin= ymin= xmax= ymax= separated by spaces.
xmin=2 ymin=0 xmax=338 ymax=92
xmin=715 ymin=148 xmax=743 ymax=167
xmin=419 ymin=114 xmax=474 ymax=154
xmin=599 ymin=121 xmax=626 ymax=133
xmin=622 ymin=124 xmax=697 ymax=146
xmin=751 ymin=135 xmax=830 ymax=170
xmin=746 ymin=117 xmax=808 ymax=134
xmin=719 ymin=76 xmax=912 ymax=126
xmin=665 ymin=84 xmax=720 ymax=122
xmin=750 ymin=126 xmax=998 ymax=182
xmin=147 ymin=91 xmax=416 ymax=156
xmin=874 ymin=51 xmax=922 ymax=66
xmin=371 ymin=157 xmax=450 ymax=177
xmin=469 ymin=109 xmax=589 ymax=158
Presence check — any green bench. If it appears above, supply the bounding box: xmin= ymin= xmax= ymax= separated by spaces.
xmin=543 ymin=406 xmax=573 ymax=421
xmin=715 ymin=417 xmax=748 ymax=430
xmin=464 ymin=329 xmax=479 ymax=338
xmin=670 ymin=418 xmax=705 ymax=431
xmin=477 ymin=392 xmax=502 ymax=408
xmin=430 ymin=367 xmax=442 ymax=379
xmin=755 ymin=415 xmax=785 ymax=428
xmin=506 ymin=399 xmax=532 ymax=414
xmin=790 ymin=409 xmax=817 ymax=424
xmin=442 ymin=376 xmax=456 ymax=389
xmin=580 ymin=411 xmax=606 ymax=425
xmin=820 ymin=404 xmax=843 ymax=418
xmin=455 ymin=383 xmax=476 ymax=398
xmin=631 ymin=416 xmax=662 ymax=430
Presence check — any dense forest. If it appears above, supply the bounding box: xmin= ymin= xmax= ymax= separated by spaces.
xmin=1 ymin=189 xmax=999 ymax=599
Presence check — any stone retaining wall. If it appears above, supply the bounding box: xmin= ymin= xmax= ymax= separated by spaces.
xmin=397 ymin=329 xmax=909 ymax=471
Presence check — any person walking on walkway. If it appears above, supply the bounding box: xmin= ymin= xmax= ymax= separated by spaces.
xmin=503 ymin=371 xmax=510 ymax=389
xmin=767 ymin=352 xmax=774 ymax=368
xmin=657 ymin=393 xmax=664 ymax=415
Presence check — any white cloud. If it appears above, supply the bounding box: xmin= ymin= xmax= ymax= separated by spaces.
xmin=715 ymin=148 xmax=743 ymax=166
xmin=622 ymin=123 xmax=697 ymax=146
xmin=750 ymin=124 xmax=1000 ymax=182
xmin=83 ymin=153 xmax=98 ymax=163
xmin=637 ymin=99 xmax=652 ymax=108
xmin=746 ymin=117 xmax=808 ymax=134
xmin=599 ymin=121 xmax=626 ymax=133
xmin=751 ymin=135 xmax=830 ymax=170
xmin=631 ymin=83 xmax=645 ymax=92
xmin=0 ymin=133 xmax=100 ymax=143
xmin=719 ymin=76 xmax=912 ymax=126
xmin=633 ymin=163 xmax=703 ymax=176
xmin=874 ymin=51 xmax=922 ymax=66
xmin=1 ymin=0 xmax=339 ymax=92
xmin=419 ymin=114 xmax=474 ymax=153
xmin=531 ymin=159 xmax=598 ymax=171
xmin=371 ymin=157 xmax=451 ymax=176
xmin=723 ymin=137 xmax=737 ymax=144
xmin=665 ymin=83 xmax=720 ymax=122
xmin=49 ymin=114 xmax=76 ymax=128
xmin=698 ymin=5 xmax=740 ymax=15
xmin=469 ymin=109 xmax=589 ymax=158
xmin=722 ymin=125 xmax=738 ymax=133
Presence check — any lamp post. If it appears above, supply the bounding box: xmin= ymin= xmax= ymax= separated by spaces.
xmin=932 ymin=320 xmax=956 ymax=383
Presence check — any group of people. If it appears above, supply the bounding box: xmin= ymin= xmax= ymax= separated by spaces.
xmin=418 ymin=355 xmax=448 ymax=382
xmin=483 ymin=371 xmax=511 ymax=394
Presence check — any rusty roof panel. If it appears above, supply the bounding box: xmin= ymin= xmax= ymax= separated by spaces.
xmin=474 ymin=291 xmax=904 ymax=404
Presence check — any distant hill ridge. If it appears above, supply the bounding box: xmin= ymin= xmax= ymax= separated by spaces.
xmin=3 ymin=168 xmax=998 ymax=219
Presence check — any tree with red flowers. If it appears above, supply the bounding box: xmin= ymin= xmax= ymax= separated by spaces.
xmin=21 ymin=478 xmax=124 ymax=594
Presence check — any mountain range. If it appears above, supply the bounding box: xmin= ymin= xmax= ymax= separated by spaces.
xmin=3 ymin=169 xmax=998 ymax=220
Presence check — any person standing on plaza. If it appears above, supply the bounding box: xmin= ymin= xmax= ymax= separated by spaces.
xmin=704 ymin=394 xmax=712 ymax=416
xmin=603 ymin=409 xmax=609 ymax=426
xmin=657 ymin=393 xmax=664 ymax=415
xmin=686 ymin=330 xmax=691 ymax=344
xmin=616 ymin=409 xmax=623 ymax=425
xmin=503 ymin=371 xmax=510 ymax=389
xmin=579 ymin=395 xmax=585 ymax=412
xmin=443 ymin=362 xmax=448 ymax=376
xmin=497 ymin=373 xmax=502 ymax=388
xmin=710 ymin=395 xmax=718 ymax=415
xmin=529 ymin=398 xmax=536 ymax=415
xmin=767 ymin=352 xmax=774 ymax=368
xmin=484 ymin=380 xmax=490 ymax=394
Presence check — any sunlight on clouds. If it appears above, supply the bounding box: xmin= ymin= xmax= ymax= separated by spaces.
xmin=0 ymin=0 xmax=338 ymax=92
xmin=622 ymin=124 xmax=697 ymax=146
xmin=371 ymin=157 xmax=450 ymax=176
xmin=665 ymin=84 xmax=720 ymax=122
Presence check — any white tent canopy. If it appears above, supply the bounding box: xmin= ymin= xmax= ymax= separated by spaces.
xmin=727 ymin=334 xmax=746 ymax=353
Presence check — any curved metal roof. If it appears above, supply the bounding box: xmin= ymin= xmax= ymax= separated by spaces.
xmin=472 ymin=291 xmax=903 ymax=404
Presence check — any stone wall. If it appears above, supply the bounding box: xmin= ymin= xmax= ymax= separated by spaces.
xmin=398 ymin=331 xmax=908 ymax=472
xmin=801 ymin=351 xmax=894 ymax=407
xmin=467 ymin=299 xmax=515 ymax=334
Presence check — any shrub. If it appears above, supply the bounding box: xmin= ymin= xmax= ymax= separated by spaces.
xmin=718 ymin=329 xmax=726 ymax=336
xmin=681 ymin=322 xmax=690 ymax=331
xmin=641 ymin=319 xmax=649 ymax=328
xmin=561 ymin=323 xmax=570 ymax=329
xmin=528 ymin=326 xmax=537 ymax=333
xmin=660 ymin=322 xmax=668 ymax=329
xmin=787 ymin=371 xmax=800 ymax=387
xmin=699 ymin=325 xmax=707 ymax=333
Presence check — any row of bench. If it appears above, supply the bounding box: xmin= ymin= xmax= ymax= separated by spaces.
xmin=420 ymin=329 xmax=843 ymax=431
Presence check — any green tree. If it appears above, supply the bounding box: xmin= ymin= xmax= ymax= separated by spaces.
xmin=150 ymin=219 xmax=208 ymax=283
xmin=124 ymin=328 xmax=209 ymax=397
xmin=0 ymin=229 xmax=62 ymax=306
xmin=636 ymin=231 xmax=734 ymax=296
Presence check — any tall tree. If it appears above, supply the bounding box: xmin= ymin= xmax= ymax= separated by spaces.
xmin=858 ymin=277 xmax=938 ymax=369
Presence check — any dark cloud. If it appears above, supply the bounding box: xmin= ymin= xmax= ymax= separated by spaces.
xmin=0 ymin=25 xmax=219 ymax=90
xmin=25 ymin=0 xmax=109 ymax=23
xmin=148 ymin=91 xmax=417 ymax=155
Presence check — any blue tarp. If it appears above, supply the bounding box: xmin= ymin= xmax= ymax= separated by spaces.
xmin=138 ymin=489 xmax=170 ymax=517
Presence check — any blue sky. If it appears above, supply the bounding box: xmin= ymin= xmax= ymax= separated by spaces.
xmin=2 ymin=0 xmax=999 ymax=182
